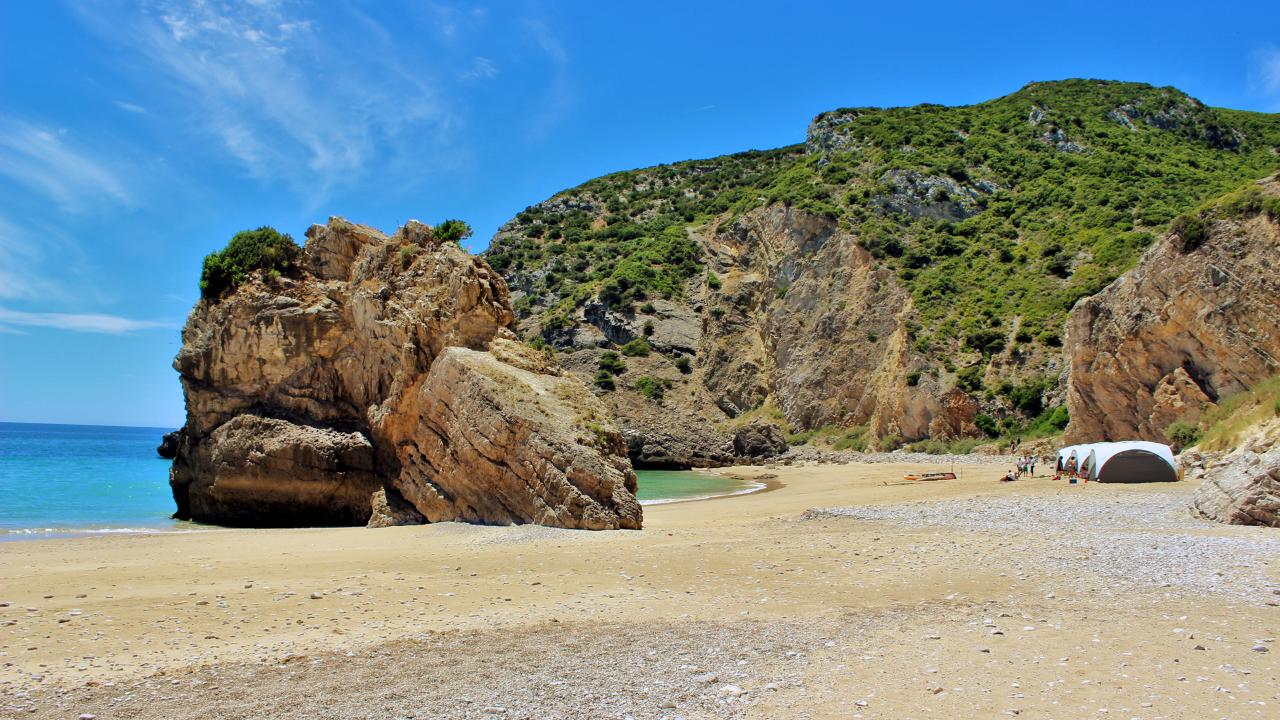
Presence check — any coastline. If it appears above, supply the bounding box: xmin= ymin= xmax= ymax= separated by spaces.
xmin=5 ymin=460 xmax=1277 ymax=719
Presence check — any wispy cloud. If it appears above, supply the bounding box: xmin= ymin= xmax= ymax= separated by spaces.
xmin=0 ymin=306 xmax=171 ymax=334
xmin=1249 ymin=46 xmax=1280 ymax=110
xmin=72 ymin=1 xmax=450 ymax=205
xmin=462 ymin=56 xmax=498 ymax=81
xmin=0 ymin=118 xmax=133 ymax=211
xmin=521 ymin=19 xmax=573 ymax=141
xmin=113 ymin=100 xmax=148 ymax=114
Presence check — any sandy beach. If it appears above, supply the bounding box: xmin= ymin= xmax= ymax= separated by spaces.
xmin=3 ymin=461 xmax=1277 ymax=719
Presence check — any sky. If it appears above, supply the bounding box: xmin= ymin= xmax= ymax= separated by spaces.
xmin=1 ymin=1 xmax=1279 ymax=428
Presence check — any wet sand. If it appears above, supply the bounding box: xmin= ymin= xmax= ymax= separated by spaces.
xmin=2 ymin=461 xmax=1277 ymax=718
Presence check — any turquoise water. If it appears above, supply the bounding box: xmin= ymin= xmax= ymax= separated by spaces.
xmin=0 ymin=422 xmax=179 ymax=537
xmin=0 ymin=422 xmax=752 ymax=538
xmin=634 ymin=469 xmax=756 ymax=504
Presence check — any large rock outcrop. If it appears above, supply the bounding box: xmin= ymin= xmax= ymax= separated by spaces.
xmin=1186 ymin=422 xmax=1280 ymax=527
xmin=171 ymin=218 xmax=641 ymax=530
xmin=1065 ymin=176 xmax=1280 ymax=442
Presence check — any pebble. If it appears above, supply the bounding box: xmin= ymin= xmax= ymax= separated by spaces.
xmin=718 ymin=684 xmax=746 ymax=697
xmin=693 ymin=672 xmax=718 ymax=684
xmin=1251 ymin=644 xmax=1269 ymax=653
xmin=310 ymin=592 xmax=323 ymax=600
xmin=79 ymin=715 xmax=96 ymax=720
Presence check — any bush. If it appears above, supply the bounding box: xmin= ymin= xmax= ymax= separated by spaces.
xmin=975 ymin=413 xmax=1000 ymax=438
xmin=593 ymin=370 xmax=615 ymax=391
xmin=200 ymin=227 xmax=301 ymax=299
xmin=598 ymin=351 xmax=626 ymax=375
xmin=706 ymin=272 xmax=722 ymax=290
xmin=1164 ymin=420 xmax=1202 ymax=449
xmin=643 ymin=320 xmax=655 ymax=336
xmin=1169 ymin=213 xmax=1207 ymax=253
xmin=956 ymin=365 xmax=984 ymax=392
xmin=633 ymin=375 xmax=668 ymax=401
xmin=434 ymin=219 xmax=474 ymax=244
xmin=620 ymin=338 xmax=651 ymax=357
xmin=673 ymin=355 xmax=692 ymax=374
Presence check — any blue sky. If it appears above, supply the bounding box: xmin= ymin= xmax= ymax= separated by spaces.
xmin=1 ymin=1 xmax=1278 ymax=428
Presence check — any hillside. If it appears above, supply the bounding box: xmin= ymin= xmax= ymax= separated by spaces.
xmin=485 ymin=80 xmax=1280 ymax=465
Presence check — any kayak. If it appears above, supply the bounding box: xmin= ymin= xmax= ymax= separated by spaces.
xmin=903 ymin=471 xmax=957 ymax=481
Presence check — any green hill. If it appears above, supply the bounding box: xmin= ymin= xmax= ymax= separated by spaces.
xmin=486 ymin=79 xmax=1280 ymax=453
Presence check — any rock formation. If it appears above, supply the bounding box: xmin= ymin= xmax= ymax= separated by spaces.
xmin=1186 ymin=420 xmax=1280 ymax=527
xmin=487 ymin=81 xmax=1280 ymax=460
xmin=170 ymin=218 xmax=641 ymax=530
xmin=1065 ymin=176 xmax=1280 ymax=442
xmin=156 ymin=430 xmax=181 ymax=459
xmin=732 ymin=422 xmax=788 ymax=459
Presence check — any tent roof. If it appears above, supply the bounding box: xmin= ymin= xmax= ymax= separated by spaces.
xmin=1084 ymin=441 xmax=1176 ymax=479
xmin=1062 ymin=444 xmax=1096 ymax=462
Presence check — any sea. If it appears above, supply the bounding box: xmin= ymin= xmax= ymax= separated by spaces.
xmin=0 ymin=422 xmax=756 ymax=540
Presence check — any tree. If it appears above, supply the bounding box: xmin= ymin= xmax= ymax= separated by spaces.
xmin=435 ymin=219 xmax=474 ymax=244
xmin=200 ymin=227 xmax=301 ymax=299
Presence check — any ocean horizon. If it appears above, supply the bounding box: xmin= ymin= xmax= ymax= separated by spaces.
xmin=0 ymin=421 xmax=750 ymax=540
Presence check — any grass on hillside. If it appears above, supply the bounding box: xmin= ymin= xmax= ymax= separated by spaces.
xmin=1195 ymin=375 xmax=1280 ymax=451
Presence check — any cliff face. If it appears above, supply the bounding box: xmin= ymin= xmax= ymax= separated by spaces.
xmin=171 ymin=218 xmax=641 ymax=530
xmin=699 ymin=204 xmax=967 ymax=441
xmin=1065 ymin=177 xmax=1280 ymax=442
xmin=486 ymin=80 xmax=1280 ymax=463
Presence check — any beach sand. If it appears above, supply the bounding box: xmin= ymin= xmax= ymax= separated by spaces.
xmin=2 ymin=461 xmax=1277 ymax=718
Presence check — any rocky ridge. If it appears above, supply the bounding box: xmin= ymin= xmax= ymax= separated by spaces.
xmin=1185 ymin=418 xmax=1280 ymax=527
xmin=170 ymin=218 xmax=641 ymax=530
xmin=486 ymin=80 xmax=1280 ymax=466
xmin=1065 ymin=176 xmax=1280 ymax=442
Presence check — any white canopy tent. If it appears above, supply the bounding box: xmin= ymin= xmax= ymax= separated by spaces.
xmin=1083 ymin=441 xmax=1177 ymax=483
xmin=1058 ymin=444 xmax=1097 ymax=472
xmin=1057 ymin=444 xmax=1088 ymax=471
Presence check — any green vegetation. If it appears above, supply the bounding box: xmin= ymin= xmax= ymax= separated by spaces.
xmin=200 ymin=227 xmax=302 ymax=299
xmin=434 ymin=219 xmax=474 ymax=244
xmin=1163 ymin=420 xmax=1202 ymax=450
xmin=597 ymin=351 xmax=626 ymax=375
xmin=593 ymin=371 xmax=615 ymax=391
xmin=633 ymin=375 xmax=671 ymax=401
xmin=673 ymin=355 xmax=692 ymax=374
xmin=1189 ymin=374 xmax=1280 ymax=451
xmin=619 ymin=338 xmax=652 ymax=357
xmin=485 ymin=80 xmax=1280 ymax=442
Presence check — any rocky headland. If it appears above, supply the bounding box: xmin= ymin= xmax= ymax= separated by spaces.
xmin=169 ymin=218 xmax=641 ymax=530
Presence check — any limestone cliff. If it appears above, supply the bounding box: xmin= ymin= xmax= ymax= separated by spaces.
xmin=170 ymin=218 xmax=641 ymax=530
xmin=486 ymin=80 xmax=1280 ymax=463
xmin=1065 ymin=176 xmax=1280 ymax=442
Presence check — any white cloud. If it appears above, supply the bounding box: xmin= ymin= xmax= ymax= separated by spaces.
xmin=72 ymin=1 xmax=450 ymax=204
xmin=113 ymin=100 xmax=148 ymax=114
xmin=0 ymin=118 xmax=133 ymax=211
xmin=462 ymin=56 xmax=498 ymax=81
xmin=1249 ymin=46 xmax=1280 ymax=110
xmin=0 ymin=306 xmax=171 ymax=334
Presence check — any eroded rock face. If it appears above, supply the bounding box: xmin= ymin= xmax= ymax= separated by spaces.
xmin=1188 ymin=431 xmax=1280 ymax=527
xmin=380 ymin=344 xmax=640 ymax=530
xmin=732 ymin=422 xmax=788 ymax=459
xmin=1066 ymin=177 xmax=1280 ymax=442
xmin=171 ymin=218 xmax=641 ymax=530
